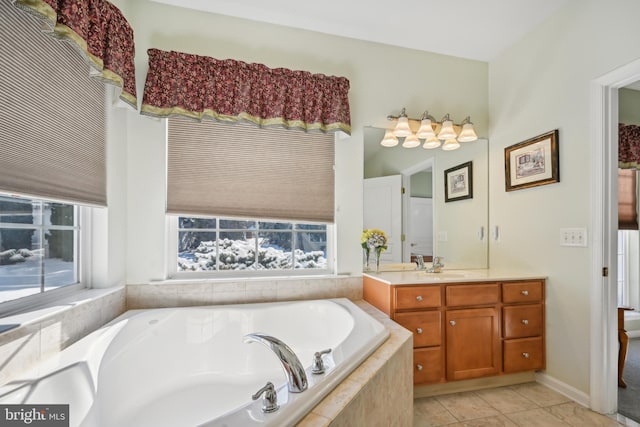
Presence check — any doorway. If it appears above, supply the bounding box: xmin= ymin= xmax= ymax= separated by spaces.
xmin=591 ymin=57 xmax=640 ymax=414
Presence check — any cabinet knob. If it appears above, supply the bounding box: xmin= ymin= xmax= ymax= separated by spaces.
xmin=416 ymin=327 xmax=423 ymax=334
xmin=449 ymin=320 xmax=456 ymax=326
xmin=416 ymin=364 xmax=423 ymax=371
xmin=521 ymin=290 xmax=529 ymax=296
xmin=416 ymin=295 xmax=423 ymax=302
xmin=521 ymin=319 xmax=529 ymax=325
xmin=522 ymin=352 xmax=530 ymax=359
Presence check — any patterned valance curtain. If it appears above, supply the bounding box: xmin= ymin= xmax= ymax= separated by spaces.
xmin=141 ymin=49 xmax=352 ymax=134
xmin=619 ymin=123 xmax=640 ymax=169
xmin=11 ymin=0 xmax=137 ymax=108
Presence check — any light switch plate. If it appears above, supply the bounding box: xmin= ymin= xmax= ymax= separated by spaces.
xmin=560 ymin=228 xmax=587 ymax=247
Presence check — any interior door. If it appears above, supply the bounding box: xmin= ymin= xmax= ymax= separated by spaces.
xmin=363 ymin=175 xmax=402 ymax=263
xmin=408 ymin=197 xmax=433 ymax=258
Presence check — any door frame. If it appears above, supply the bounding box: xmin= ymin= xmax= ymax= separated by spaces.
xmin=591 ymin=57 xmax=640 ymax=413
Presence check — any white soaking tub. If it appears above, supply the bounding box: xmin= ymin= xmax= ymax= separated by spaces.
xmin=0 ymin=298 xmax=388 ymax=427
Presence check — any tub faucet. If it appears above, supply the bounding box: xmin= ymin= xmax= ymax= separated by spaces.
xmin=243 ymin=333 xmax=308 ymax=393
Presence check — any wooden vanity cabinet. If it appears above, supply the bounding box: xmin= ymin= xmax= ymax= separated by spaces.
xmin=363 ymin=276 xmax=546 ymax=386
xmin=391 ymin=285 xmax=445 ymax=384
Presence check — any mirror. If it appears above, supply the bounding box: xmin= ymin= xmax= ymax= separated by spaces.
xmin=364 ymin=126 xmax=489 ymax=270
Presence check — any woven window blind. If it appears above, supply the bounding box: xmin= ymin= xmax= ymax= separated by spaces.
xmin=618 ymin=168 xmax=638 ymax=230
xmin=167 ymin=118 xmax=335 ymax=222
xmin=0 ymin=2 xmax=106 ymax=206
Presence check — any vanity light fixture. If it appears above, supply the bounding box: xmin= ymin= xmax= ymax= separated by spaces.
xmin=381 ymin=108 xmax=479 ymax=150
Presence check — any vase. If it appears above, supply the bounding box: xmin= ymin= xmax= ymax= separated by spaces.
xmin=363 ymin=247 xmax=371 ymax=271
xmin=375 ymin=247 xmax=383 ymax=272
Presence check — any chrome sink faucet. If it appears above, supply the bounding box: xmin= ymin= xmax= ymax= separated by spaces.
xmin=243 ymin=333 xmax=308 ymax=393
xmin=427 ymin=256 xmax=445 ymax=273
xmin=415 ymin=255 xmax=425 ymax=270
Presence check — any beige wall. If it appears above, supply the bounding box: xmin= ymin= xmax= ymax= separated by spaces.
xmin=121 ymin=0 xmax=488 ymax=283
xmin=489 ymin=0 xmax=640 ymax=395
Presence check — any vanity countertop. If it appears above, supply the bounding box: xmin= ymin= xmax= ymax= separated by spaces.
xmin=363 ymin=269 xmax=546 ymax=285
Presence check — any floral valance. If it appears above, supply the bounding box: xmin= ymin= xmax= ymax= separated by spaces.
xmin=12 ymin=0 xmax=137 ymax=108
xmin=619 ymin=123 xmax=640 ymax=169
xmin=140 ymin=49 xmax=352 ymax=134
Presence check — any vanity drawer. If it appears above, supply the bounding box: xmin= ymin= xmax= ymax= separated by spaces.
xmin=502 ymin=281 xmax=543 ymax=304
xmin=445 ymin=283 xmax=499 ymax=307
xmin=503 ymin=337 xmax=544 ymax=373
xmin=414 ymin=347 xmax=443 ymax=384
xmin=503 ymin=305 xmax=543 ymax=338
xmin=395 ymin=286 xmax=441 ymax=310
xmin=394 ymin=311 xmax=441 ymax=348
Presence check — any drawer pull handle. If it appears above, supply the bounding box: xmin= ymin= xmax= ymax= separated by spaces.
xmin=416 ymin=295 xmax=423 ymax=302
xmin=521 ymin=290 xmax=529 ymax=296
xmin=416 ymin=364 xmax=423 ymax=371
xmin=449 ymin=320 xmax=456 ymax=326
xmin=521 ymin=319 xmax=529 ymax=325
xmin=522 ymin=352 xmax=530 ymax=359
xmin=416 ymin=327 xmax=423 ymax=334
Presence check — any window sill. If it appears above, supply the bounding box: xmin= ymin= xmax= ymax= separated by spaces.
xmin=153 ymin=272 xmax=355 ymax=285
xmin=0 ymin=286 xmax=124 ymax=335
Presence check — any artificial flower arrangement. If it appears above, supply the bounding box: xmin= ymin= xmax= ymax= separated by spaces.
xmin=361 ymin=229 xmax=388 ymax=271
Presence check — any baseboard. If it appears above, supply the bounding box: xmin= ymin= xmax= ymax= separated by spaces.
xmin=534 ymin=372 xmax=590 ymax=408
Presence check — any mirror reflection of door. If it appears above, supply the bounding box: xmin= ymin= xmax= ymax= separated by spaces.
xmin=363 ymin=175 xmax=402 ymax=263
xmin=408 ymin=197 xmax=433 ymax=259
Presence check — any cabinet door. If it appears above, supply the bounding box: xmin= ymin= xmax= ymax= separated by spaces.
xmin=446 ymin=307 xmax=500 ymax=381
xmin=503 ymin=304 xmax=543 ymax=338
xmin=414 ymin=347 xmax=444 ymax=384
xmin=394 ymin=311 xmax=441 ymax=348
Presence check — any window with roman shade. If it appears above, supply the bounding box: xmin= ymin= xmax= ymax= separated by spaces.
xmin=0 ymin=0 xmax=108 ymax=206
xmin=167 ymin=118 xmax=335 ymax=223
xmin=619 ymin=123 xmax=640 ymax=230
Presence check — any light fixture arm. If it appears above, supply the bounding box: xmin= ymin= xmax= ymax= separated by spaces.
xmin=386 ymin=109 xmax=472 ymax=127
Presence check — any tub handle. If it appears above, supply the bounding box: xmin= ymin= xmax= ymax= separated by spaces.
xmin=312 ymin=348 xmax=332 ymax=375
xmin=252 ymin=382 xmax=279 ymax=413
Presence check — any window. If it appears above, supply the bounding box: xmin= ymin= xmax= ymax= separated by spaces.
xmin=172 ymin=216 xmax=331 ymax=276
xmin=0 ymin=194 xmax=79 ymax=304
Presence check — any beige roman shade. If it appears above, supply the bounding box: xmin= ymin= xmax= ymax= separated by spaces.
xmin=167 ymin=118 xmax=335 ymax=222
xmin=0 ymin=2 xmax=106 ymax=206
xmin=618 ymin=168 xmax=638 ymax=230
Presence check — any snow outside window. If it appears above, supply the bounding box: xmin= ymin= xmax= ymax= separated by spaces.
xmin=0 ymin=193 xmax=79 ymax=305
xmin=174 ymin=216 xmax=331 ymax=275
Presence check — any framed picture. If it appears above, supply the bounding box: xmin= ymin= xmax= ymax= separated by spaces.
xmin=444 ymin=161 xmax=473 ymax=202
xmin=505 ymin=129 xmax=559 ymax=192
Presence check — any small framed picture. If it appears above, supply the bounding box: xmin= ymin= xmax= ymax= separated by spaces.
xmin=505 ymin=130 xmax=559 ymax=191
xmin=444 ymin=161 xmax=473 ymax=202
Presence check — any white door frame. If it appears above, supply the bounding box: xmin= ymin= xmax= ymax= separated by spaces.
xmin=401 ymin=158 xmax=434 ymax=262
xmin=590 ymin=58 xmax=640 ymax=413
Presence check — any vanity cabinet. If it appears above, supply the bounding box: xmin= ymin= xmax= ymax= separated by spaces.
xmin=363 ymin=275 xmax=545 ymax=386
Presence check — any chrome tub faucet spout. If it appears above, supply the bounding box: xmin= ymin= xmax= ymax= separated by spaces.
xmin=243 ymin=332 xmax=308 ymax=393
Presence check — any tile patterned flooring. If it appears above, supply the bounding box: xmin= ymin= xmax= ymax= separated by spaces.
xmin=414 ymin=382 xmax=640 ymax=427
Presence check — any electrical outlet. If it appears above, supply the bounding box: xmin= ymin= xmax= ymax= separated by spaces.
xmin=560 ymin=228 xmax=587 ymax=247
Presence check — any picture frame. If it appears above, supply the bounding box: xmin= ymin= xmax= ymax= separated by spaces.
xmin=505 ymin=129 xmax=559 ymax=192
xmin=444 ymin=161 xmax=473 ymax=202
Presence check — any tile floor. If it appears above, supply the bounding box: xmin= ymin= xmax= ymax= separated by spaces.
xmin=414 ymin=382 xmax=640 ymax=427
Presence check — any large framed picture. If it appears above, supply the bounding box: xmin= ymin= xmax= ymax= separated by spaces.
xmin=444 ymin=161 xmax=473 ymax=202
xmin=505 ymin=129 xmax=559 ymax=191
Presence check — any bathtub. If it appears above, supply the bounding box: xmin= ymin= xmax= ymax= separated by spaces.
xmin=0 ymin=298 xmax=388 ymax=427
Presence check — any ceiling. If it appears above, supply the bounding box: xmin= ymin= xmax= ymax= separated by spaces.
xmin=151 ymin=0 xmax=568 ymax=62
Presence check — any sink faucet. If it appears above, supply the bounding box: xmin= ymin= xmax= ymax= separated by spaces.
xmin=243 ymin=333 xmax=308 ymax=393
xmin=427 ymin=256 xmax=445 ymax=273
xmin=415 ymin=255 xmax=425 ymax=270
